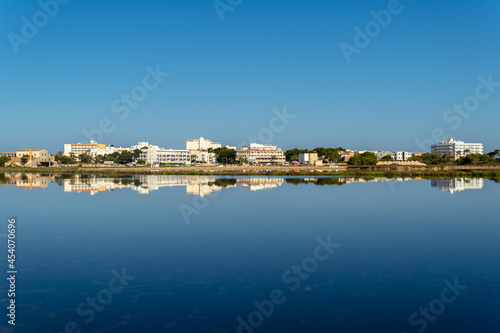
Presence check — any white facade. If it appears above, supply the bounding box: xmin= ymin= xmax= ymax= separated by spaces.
xmin=134 ymin=142 xmax=189 ymax=165
xmin=431 ymin=138 xmax=483 ymax=159
xmin=186 ymin=137 xmax=222 ymax=151
xmin=237 ymin=143 xmax=286 ymax=164
xmin=191 ymin=151 xmax=216 ymax=164
xmin=64 ymin=141 xmax=105 ymax=156
xmin=298 ymin=153 xmax=318 ymax=165
xmin=394 ymin=151 xmax=412 ymax=161
xmin=374 ymin=151 xmax=394 ymax=160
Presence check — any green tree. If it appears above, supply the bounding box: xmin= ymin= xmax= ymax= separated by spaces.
xmin=21 ymin=155 xmax=29 ymax=165
xmin=79 ymin=153 xmax=92 ymax=164
xmin=213 ymin=147 xmax=237 ymax=164
xmin=380 ymin=155 xmax=394 ymax=162
xmin=0 ymin=156 xmax=11 ymax=166
xmin=137 ymin=159 xmax=146 ymax=165
xmin=347 ymin=152 xmax=378 ymax=166
xmin=455 ymin=154 xmax=496 ymax=165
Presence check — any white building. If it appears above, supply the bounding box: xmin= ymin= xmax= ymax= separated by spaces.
xmin=237 ymin=143 xmax=286 ymax=165
xmin=431 ymin=138 xmax=483 ymax=159
xmin=186 ymin=137 xmax=222 ymax=151
xmin=133 ymin=142 xmax=190 ymax=166
xmin=64 ymin=141 xmax=105 ymax=156
xmin=185 ymin=137 xmax=221 ymax=164
xmin=394 ymin=151 xmax=412 ymax=161
xmin=374 ymin=151 xmax=394 ymax=160
xmin=298 ymin=153 xmax=320 ymax=165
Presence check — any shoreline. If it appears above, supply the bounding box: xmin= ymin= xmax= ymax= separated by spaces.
xmin=1 ymin=165 xmax=500 ymax=179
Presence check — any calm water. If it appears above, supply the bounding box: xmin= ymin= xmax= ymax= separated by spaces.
xmin=1 ymin=173 xmax=499 ymax=333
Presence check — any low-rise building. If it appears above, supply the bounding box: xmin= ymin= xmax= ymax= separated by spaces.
xmin=299 ymin=153 xmax=320 ymax=165
xmin=236 ymin=143 xmax=286 ymax=165
xmin=394 ymin=151 xmax=412 ymax=161
xmin=374 ymin=150 xmax=394 ymax=160
xmin=186 ymin=137 xmax=222 ymax=151
xmin=12 ymin=149 xmax=54 ymax=167
xmin=64 ymin=141 xmax=105 ymax=156
xmin=431 ymin=138 xmax=483 ymax=160
xmin=134 ymin=142 xmax=190 ymax=166
xmin=0 ymin=152 xmax=17 ymax=157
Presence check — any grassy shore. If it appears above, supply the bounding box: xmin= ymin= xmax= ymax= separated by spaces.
xmin=2 ymin=165 xmax=500 ymax=179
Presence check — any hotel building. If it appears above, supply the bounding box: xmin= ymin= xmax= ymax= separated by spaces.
xmin=431 ymin=138 xmax=483 ymax=159
xmin=236 ymin=143 xmax=286 ymax=165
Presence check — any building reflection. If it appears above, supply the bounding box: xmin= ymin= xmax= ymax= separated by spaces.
xmin=0 ymin=173 xmax=284 ymax=196
xmin=0 ymin=173 xmax=486 ymax=196
xmin=0 ymin=173 xmax=55 ymax=190
xmin=431 ymin=178 xmax=484 ymax=194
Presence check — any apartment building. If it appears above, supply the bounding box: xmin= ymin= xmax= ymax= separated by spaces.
xmin=186 ymin=137 xmax=222 ymax=151
xmin=394 ymin=151 xmax=412 ymax=161
xmin=236 ymin=143 xmax=286 ymax=165
xmin=431 ymin=138 xmax=483 ymax=159
xmin=133 ymin=142 xmax=190 ymax=166
xmin=299 ymin=153 xmax=322 ymax=166
xmin=64 ymin=141 xmax=105 ymax=156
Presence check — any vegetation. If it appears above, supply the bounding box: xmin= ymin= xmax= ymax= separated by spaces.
xmin=347 ymin=152 xmax=378 ymax=166
xmin=20 ymin=155 xmax=29 ymax=165
xmin=211 ymin=147 xmax=237 ymax=164
xmin=284 ymin=147 xmax=345 ymax=162
xmin=379 ymin=155 xmax=394 ymax=162
xmin=0 ymin=156 xmax=11 ymax=167
xmin=409 ymin=153 xmax=451 ymax=165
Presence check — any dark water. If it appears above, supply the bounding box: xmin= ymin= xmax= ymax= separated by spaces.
xmin=0 ymin=173 xmax=499 ymax=333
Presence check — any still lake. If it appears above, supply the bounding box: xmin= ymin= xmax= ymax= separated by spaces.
xmin=1 ymin=173 xmax=499 ymax=333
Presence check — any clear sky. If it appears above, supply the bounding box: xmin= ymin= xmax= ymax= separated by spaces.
xmin=1 ymin=0 xmax=499 ymax=154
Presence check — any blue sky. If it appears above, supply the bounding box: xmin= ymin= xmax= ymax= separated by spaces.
xmin=1 ymin=0 xmax=499 ymax=153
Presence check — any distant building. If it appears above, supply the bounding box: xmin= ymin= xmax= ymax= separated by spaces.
xmin=64 ymin=140 xmax=105 ymax=156
xmin=12 ymin=149 xmax=53 ymax=167
xmin=0 ymin=152 xmax=17 ymax=158
xmin=299 ymin=153 xmax=321 ymax=166
xmin=431 ymin=138 xmax=483 ymax=160
xmin=338 ymin=151 xmax=355 ymax=162
xmin=185 ymin=137 xmax=220 ymax=164
xmin=186 ymin=137 xmax=222 ymax=151
xmin=374 ymin=151 xmax=394 ymax=160
xmin=133 ymin=142 xmax=189 ymax=166
xmin=237 ymin=143 xmax=286 ymax=165
xmin=394 ymin=151 xmax=412 ymax=161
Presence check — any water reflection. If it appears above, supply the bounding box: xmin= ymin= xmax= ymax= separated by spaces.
xmin=0 ymin=173 xmax=487 ymax=195
xmin=431 ymin=178 xmax=484 ymax=194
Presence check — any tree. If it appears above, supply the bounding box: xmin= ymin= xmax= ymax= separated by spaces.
xmin=0 ymin=156 xmax=11 ymax=166
xmin=379 ymin=155 xmax=394 ymax=162
xmin=137 ymin=159 xmax=146 ymax=165
xmin=21 ymin=155 xmax=29 ymax=166
xmin=78 ymin=153 xmax=92 ymax=164
xmin=213 ymin=147 xmax=236 ymax=164
xmin=347 ymin=152 xmax=378 ymax=166
xmin=409 ymin=153 xmax=447 ymax=165
xmin=455 ymin=154 xmax=496 ymax=165
xmin=285 ymin=148 xmax=309 ymax=162
xmin=487 ymin=149 xmax=500 ymax=159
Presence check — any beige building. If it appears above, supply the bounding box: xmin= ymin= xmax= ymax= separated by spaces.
xmin=186 ymin=137 xmax=222 ymax=151
xmin=64 ymin=140 xmax=105 ymax=156
xmin=236 ymin=143 xmax=286 ymax=165
xmin=299 ymin=153 xmax=322 ymax=166
xmin=12 ymin=149 xmax=53 ymax=167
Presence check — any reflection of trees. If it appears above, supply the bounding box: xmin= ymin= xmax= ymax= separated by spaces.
xmin=209 ymin=179 xmax=237 ymax=187
xmin=285 ymin=178 xmax=345 ymax=186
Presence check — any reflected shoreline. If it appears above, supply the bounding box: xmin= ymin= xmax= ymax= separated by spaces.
xmin=0 ymin=173 xmax=491 ymax=196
